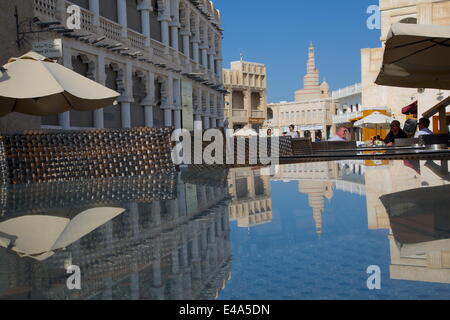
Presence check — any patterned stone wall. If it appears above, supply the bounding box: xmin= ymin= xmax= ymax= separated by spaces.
xmin=1 ymin=127 xmax=176 ymax=185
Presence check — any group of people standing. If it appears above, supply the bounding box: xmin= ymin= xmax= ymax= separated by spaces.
xmin=276 ymin=125 xmax=323 ymax=142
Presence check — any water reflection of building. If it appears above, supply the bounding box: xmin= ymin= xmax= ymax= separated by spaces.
xmin=298 ymin=180 xmax=334 ymax=235
xmin=335 ymin=160 xmax=366 ymax=196
xmin=364 ymin=160 xmax=447 ymax=230
xmin=228 ymin=167 xmax=272 ymax=228
xmin=0 ymin=171 xmax=232 ymax=300
xmin=364 ymin=160 xmax=450 ymax=284
xmin=227 ymin=162 xmax=366 ymax=235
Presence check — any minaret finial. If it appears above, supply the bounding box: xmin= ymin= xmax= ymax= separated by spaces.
xmin=310 ymin=41 xmax=314 ymax=49
xmin=240 ymin=52 xmax=244 ymax=62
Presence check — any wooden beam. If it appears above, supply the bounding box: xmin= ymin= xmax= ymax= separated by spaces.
xmin=439 ymin=107 xmax=449 ymax=134
xmin=423 ymin=96 xmax=450 ymax=119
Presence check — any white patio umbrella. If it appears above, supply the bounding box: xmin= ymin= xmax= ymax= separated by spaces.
xmin=354 ymin=112 xmax=394 ymax=138
xmin=233 ymin=127 xmax=259 ymax=137
xmin=0 ymin=207 xmax=125 ymax=261
xmin=354 ymin=112 xmax=394 ymax=129
xmin=0 ymin=51 xmax=120 ymax=116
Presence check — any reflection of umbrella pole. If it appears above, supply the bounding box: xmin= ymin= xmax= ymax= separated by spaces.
xmin=0 ymin=231 xmax=17 ymax=250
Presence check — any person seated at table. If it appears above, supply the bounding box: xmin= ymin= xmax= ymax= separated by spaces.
xmin=414 ymin=117 xmax=433 ymax=138
xmin=384 ymin=120 xmax=408 ymax=146
xmin=329 ymin=126 xmax=348 ymax=142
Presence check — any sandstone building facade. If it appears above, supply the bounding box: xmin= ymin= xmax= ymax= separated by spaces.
xmin=362 ymin=0 xmax=450 ymax=133
xmin=222 ymin=61 xmax=267 ymax=131
xmin=27 ymin=0 xmax=225 ymax=131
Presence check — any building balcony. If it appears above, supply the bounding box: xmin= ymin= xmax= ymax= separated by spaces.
xmin=33 ymin=0 xmax=221 ymax=74
xmin=224 ymin=109 xmax=247 ymax=124
xmin=333 ymin=111 xmax=363 ymax=124
xmin=232 ymin=109 xmax=247 ymax=117
xmin=128 ymin=28 xmax=146 ymax=51
xmin=332 ymin=83 xmax=362 ymax=100
xmin=251 ymin=110 xmax=265 ymax=118
xmin=99 ymin=16 xmax=123 ymax=42
xmin=151 ymin=39 xmax=166 ymax=59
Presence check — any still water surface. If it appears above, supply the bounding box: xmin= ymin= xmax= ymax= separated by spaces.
xmin=0 ymin=159 xmax=449 ymax=300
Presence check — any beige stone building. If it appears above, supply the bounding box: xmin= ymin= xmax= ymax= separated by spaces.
xmin=222 ymin=61 xmax=267 ymax=131
xmin=362 ymin=0 xmax=450 ymax=133
xmin=26 ymin=0 xmax=225 ymax=131
xmin=0 ymin=1 xmax=41 ymax=133
xmin=266 ymin=44 xmax=333 ymax=140
xmin=228 ymin=167 xmax=272 ymax=228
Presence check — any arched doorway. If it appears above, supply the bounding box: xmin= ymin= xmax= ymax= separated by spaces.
xmin=104 ymin=63 xmax=123 ymax=128
xmin=70 ymin=54 xmax=95 ymax=128
xmin=131 ymin=71 xmax=146 ymax=127
xmin=267 ymin=108 xmax=273 ymax=120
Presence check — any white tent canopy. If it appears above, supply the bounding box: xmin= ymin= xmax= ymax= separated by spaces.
xmin=233 ymin=128 xmax=259 ymax=137
xmin=354 ymin=112 xmax=394 ymax=129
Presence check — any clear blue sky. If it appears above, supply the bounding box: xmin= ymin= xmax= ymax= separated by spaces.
xmin=215 ymin=0 xmax=381 ymax=103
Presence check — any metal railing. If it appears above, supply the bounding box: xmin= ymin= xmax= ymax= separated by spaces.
xmin=100 ymin=16 xmax=122 ymax=42
xmin=34 ymin=0 xmax=57 ymax=19
xmin=332 ymin=83 xmax=362 ymax=100
xmin=128 ymin=29 xmax=146 ymax=51
xmin=65 ymin=1 xmax=95 ymax=33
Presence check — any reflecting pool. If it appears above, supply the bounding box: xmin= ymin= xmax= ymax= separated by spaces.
xmin=0 ymin=159 xmax=449 ymax=300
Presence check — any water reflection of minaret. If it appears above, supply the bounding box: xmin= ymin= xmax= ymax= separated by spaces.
xmin=299 ymin=181 xmax=334 ymax=235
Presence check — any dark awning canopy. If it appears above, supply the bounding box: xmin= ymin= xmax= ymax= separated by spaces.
xmin=380 ymin=184 xmax=450 ymax=245
xmin=402 ymin=101 xmax=417 ymax=115
xmin=375 ymin=23 xmax=450 ymax=90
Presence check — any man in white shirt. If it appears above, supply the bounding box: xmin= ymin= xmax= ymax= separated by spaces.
xmin=328 ymin=126 xmax=348 ymax=141
xmin=414 ymin=118 xmax=433 ymax=138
